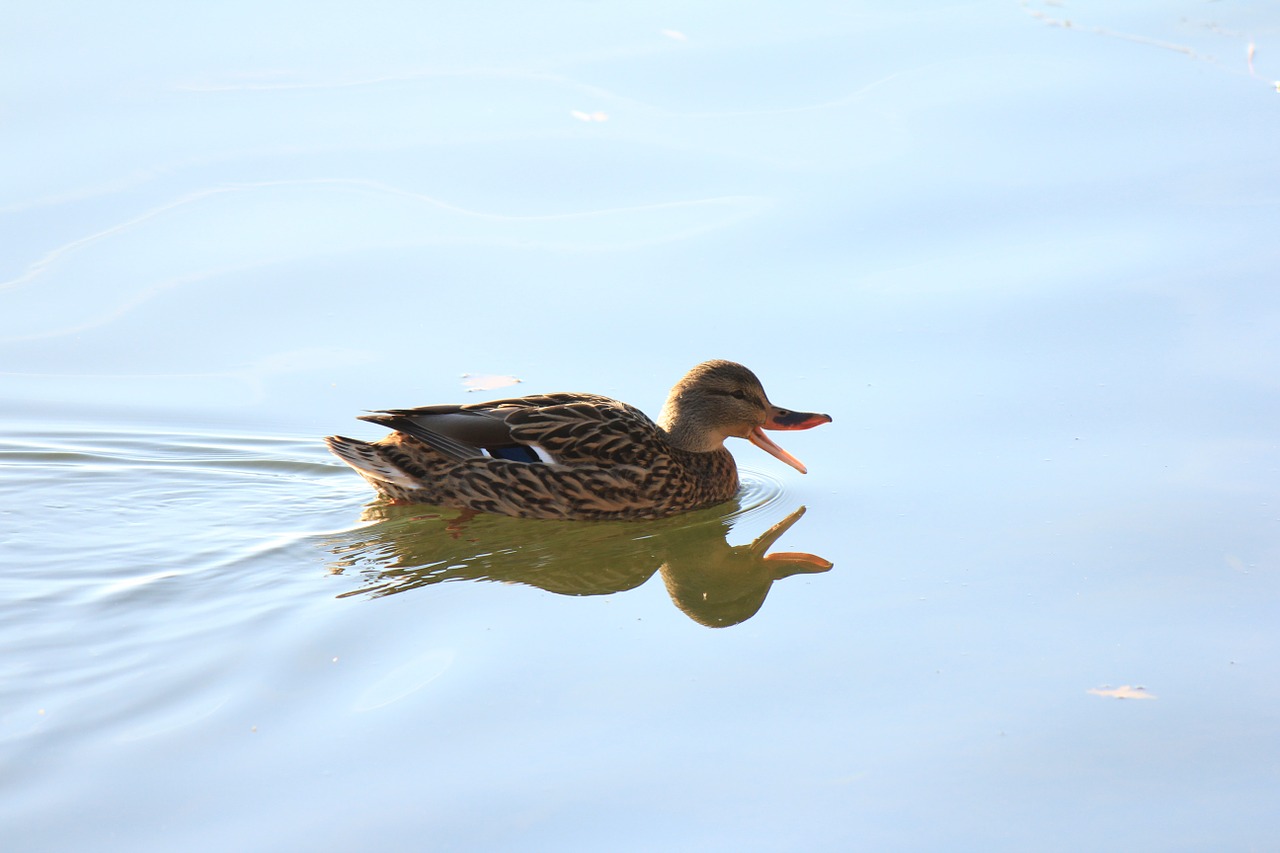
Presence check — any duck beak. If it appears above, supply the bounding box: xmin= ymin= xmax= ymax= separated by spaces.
xmin=749 ymin=427 xmax=808 ymax=473
xmin=765 ymin=408 xmax=833 ymax=431
xmin=749 ymin=408 xmax=831 ymax=475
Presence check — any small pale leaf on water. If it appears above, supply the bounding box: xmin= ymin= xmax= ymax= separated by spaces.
xmin=461 ymin=373 xmax=522 ymax=393
xmin=1088 ymin=684 xmax=1156 ymax=700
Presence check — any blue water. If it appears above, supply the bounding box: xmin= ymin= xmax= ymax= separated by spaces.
xmin=3 ymin=2 xmax=1279 ymax=850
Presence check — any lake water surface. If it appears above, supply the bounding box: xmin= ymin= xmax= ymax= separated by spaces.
xmin=3 ymin=2 xmax=1279 ymax=850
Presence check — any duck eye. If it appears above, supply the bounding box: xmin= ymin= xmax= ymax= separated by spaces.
xmin=731 ymin=390 xmax=749 ymax=401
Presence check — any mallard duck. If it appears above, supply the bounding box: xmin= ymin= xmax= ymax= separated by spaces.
xmin=325 ymin=359 xmax=831 ymax=521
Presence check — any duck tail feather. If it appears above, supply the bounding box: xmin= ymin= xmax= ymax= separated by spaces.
xmin=324 ymin=435 xmax=421 ymax=489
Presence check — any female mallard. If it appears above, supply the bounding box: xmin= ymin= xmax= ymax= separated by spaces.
xmin=325 ymin=359 xmax=831 ymax=521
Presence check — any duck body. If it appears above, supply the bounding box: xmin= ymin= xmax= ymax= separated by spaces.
xmin=326 ymin=360 xmax=831 ymax=521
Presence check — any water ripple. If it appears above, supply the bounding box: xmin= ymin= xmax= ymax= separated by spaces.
xmin=730 ymin=466 xmax=792 ymax=520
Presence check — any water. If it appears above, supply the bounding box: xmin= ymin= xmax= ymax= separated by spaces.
xmin=3 ymin=2 xmax=1279 ymax=850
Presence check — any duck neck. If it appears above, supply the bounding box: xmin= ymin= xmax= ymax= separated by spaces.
xmin=659 ymin=397 xmax=724 ymax=453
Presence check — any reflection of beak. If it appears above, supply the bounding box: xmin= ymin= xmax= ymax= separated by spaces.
xmin=748 ymin=408 xmax=832 ymax=474
xmin=763 ymin=551 xmax=834 ymax=578
xmin=749 ymin=507 xmax=833 ymax=579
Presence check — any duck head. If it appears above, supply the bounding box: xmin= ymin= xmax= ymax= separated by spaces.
xmin=657 ymin=360 xmax=832 ymax=473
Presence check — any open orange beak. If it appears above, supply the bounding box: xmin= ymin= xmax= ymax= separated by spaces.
xmin=747 ymin=408 xmax=832 ymax=474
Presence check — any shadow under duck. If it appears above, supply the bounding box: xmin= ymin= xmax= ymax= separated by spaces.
xmin=325 ymin=359 xmax=831 ymax=521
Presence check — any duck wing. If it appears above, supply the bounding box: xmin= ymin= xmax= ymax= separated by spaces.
xmin=360 ymin=393 xmax=665 ymax=467
xmin=503 ymin=396 xmax=667 ymax=467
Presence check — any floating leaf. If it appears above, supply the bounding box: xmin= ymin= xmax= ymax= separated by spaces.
xmin=1088 ymin=685 xmax=1156 ymax=700
xmin=461 ymin=373 xmax=522 ymax=393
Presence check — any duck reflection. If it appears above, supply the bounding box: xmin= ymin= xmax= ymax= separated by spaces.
xmin=328 ymin=504 xmax=831 ymax=628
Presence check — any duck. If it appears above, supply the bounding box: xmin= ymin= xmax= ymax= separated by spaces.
xmin=325 ymin=359 xmax=831 ymax=521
